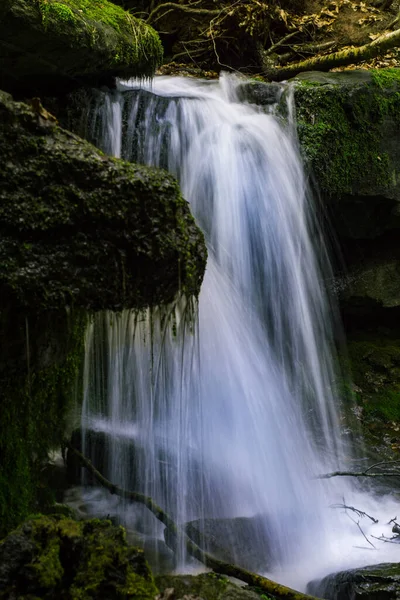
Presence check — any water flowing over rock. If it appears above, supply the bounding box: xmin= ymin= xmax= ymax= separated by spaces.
xmin=77 ymin=75 xmax=358 ymax=588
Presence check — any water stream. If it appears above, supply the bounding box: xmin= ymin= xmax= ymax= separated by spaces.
xmin=75 ymin=75 xmax=400 ymax=591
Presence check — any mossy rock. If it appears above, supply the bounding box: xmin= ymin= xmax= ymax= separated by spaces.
xmin=0 ymin=515 xmax=158 ymax=599
xmin=307 ymin=562 xmax=400 ymax=599
xmin=0 ymin=89 xmax=206 ymax=312
xmin=155 ymin=573 xmax=264 ymax=600
xmin=292 ymin=69 xmax=400 ymax=241
xmin=342 ymin=328 xmax=400 ymax=456
xmin=0 ymin=309 xmax=87 ymax=536
xmin=0 ymin=0 xmax=163 ymax=96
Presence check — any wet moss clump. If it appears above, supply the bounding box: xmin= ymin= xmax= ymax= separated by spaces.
xmin=0 ymin=516 xmax=158 ymax=599
xmin=0 ymin=0 xmax=163 ymax=95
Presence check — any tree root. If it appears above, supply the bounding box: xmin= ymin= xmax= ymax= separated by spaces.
xmin=65 ymin=441 xmax=321 ymax=600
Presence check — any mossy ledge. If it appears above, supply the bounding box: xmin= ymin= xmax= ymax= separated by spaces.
xmin=0 ymin=0 xmax=163 ymax=96
xmin=0 ymin=516 xmax=159 ymax=599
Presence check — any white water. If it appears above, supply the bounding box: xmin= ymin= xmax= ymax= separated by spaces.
xmin=78 ymin=75 xmax=400 ymax=591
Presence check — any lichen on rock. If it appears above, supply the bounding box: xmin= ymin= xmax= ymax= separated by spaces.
xmin=0 ymin=516 xmax=159 ymax=599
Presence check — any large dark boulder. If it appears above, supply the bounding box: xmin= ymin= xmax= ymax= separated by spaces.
xmin=0 ymin=515 xmax=158 ymax=599
xmin=182 ymin=516 xmax=274 ymax=573
xmin=0 ymin=89 xmax=206 ymax=313
xmin=307 ymin=562 xmax=400 ymax=599
xmin=0 ymin=0 xmax=162 ymax=96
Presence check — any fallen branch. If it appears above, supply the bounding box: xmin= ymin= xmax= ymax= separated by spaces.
xmin=266 ymin=27 xmax=400 ymax=81
xmin=330 ymin=504 xmax=378 ymax=524
xmin=318 ymin=460 xmax=400 ymax=479
xmin=65 ymin=441 xmax=321 ymax=600
xmin=346 ymin=513 xmax=376 ymax=549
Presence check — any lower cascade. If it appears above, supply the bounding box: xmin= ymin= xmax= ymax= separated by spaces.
xmin=74 ymin=75 xmax=398 ymax=591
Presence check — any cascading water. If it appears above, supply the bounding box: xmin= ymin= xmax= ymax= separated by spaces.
xmin=75 ymin=75 xmax=400 ymax=591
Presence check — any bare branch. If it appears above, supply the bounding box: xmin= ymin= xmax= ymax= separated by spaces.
xmin=317 ymin=461 xmax=400 ymax=479
xmin=346 ymin=513 xmax=376 ymax=549
xmin=330 ymin=503 xmax=378 ymax=524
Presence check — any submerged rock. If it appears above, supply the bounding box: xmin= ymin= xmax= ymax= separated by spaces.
xmin=0 ymin=0 xmax=162 ymax=95
xmin=0 ymin=515 xmax=158 ymax=599
xmin=183 ymin=516 xmax=274 ymax=573
xmin=307 ymin=562 xmax=400 ymax=599
xmin=156 ymin=573 xmax=262 ymax=600
xmin=0 ymin=89 xmax=206 ymax=312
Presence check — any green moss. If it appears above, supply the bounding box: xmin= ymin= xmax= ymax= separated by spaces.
xmin=346 ymin=333 xmax=400 ymax=426
xmin=0 ymin=0 xmax=163 ymax=93
xmin=294 ymin=72 xmax=400 ymax=199
xmin=0 ymin=310 xmax=87 ymax=536
xmin=35 ymin=0 xmax=162 ymax=75
xmin=371 ymin=67 xmax=400 ymax=88
xmin=0 ymin=516 xmax=158 ymax=599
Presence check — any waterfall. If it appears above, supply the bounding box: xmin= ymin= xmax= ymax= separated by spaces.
xmin=78 ymin=75 xmax=365 ymax=589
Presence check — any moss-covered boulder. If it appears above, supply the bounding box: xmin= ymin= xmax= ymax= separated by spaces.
xmin=0 ymin=0 xmax=162 ymax=96
xmin=0 ymin=89 xmax=206 ymax=312
xmin=0 ymin=516 xmax=158 ymax=599
xmin=292 ymin=69 xmax=400 ymax=241
xmin=307 ymin=563 xmax=400 ymax=599
xmin=155 ymin=573 xmax=262 ymax=600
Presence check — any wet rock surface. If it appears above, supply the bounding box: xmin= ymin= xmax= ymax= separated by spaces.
xmin=183 ymin=516 xmax=274 ymax=573
xmin=307 ymin=562 xmax=400 ymax=600
xmin=156 ymin=573 xmax=262 ymax=600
